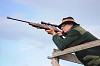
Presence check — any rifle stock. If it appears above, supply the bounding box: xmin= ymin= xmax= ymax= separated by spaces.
xmin=7 ymin=17 xmax=60 ymax=32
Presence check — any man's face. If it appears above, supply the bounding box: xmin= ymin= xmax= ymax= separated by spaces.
xmin=61 ymin=24 xmax=73 ymax=33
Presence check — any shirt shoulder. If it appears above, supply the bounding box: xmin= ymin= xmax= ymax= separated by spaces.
xmin=72 ymin=25 xmax=86 ymax=35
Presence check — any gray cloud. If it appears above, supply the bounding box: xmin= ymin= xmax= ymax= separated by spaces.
xmin=11 ymin=0 xmax=100 ymax=25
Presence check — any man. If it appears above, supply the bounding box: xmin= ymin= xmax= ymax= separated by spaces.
xmin=46 ymin=17 xmax=100 ymax=66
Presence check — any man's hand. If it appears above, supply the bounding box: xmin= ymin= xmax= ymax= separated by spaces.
xmin=57 ymin=31 xmax=63 ymax=36
xmin=45 ymin=26 xmax=63 ymax=36
xmin=45 ymin=26 xmax=56 ymax=35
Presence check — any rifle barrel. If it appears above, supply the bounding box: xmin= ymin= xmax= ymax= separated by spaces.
xmin=7 ymin=17 xmax=29 ymax=23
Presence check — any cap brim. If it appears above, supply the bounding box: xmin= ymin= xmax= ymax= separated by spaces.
xmin=58 ymin=21 xmax=79 ymax=29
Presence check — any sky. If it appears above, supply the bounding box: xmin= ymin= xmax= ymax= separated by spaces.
xmin=0 ymin=0 xmax=100 ymax=66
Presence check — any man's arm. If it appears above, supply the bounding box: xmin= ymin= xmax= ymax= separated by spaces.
xmin=52 ymin=30 xmax=81 ymax=50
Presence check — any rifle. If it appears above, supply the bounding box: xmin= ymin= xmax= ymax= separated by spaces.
xmin=7 ymin=17 xmax=60 ymax=32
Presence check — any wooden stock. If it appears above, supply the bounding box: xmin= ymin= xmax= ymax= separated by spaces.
xmin=29 ymin=22 xmax=60 ymax=32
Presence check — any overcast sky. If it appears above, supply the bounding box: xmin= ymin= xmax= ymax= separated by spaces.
xmin=0 ymin=0 xmax=100 ymax=66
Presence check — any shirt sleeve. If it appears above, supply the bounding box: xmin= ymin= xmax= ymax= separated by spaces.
xmin=52 ymin=30 xmax=81 ymax=50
